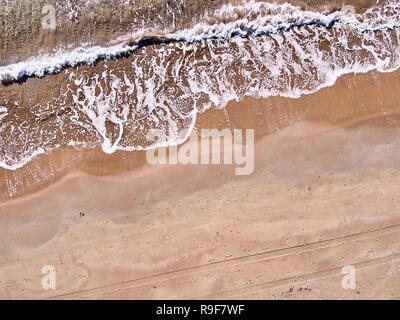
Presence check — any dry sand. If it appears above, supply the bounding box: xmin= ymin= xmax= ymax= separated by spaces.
xmin=1 ymin=68 xmax=400 ymax=299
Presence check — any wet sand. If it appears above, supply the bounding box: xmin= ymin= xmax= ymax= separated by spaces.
xmin=1 ymin=68 xmax=400 ymax=299
xmin=1 ymin=0 xmax=378 ymax=67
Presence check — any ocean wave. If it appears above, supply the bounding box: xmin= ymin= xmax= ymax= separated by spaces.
xmin=1 ymin=1 xmax=399 ymax=85
xmin=0 ymin=0 xmax=400 ymax=170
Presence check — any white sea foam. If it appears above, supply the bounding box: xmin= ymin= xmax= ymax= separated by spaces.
xmin=1 ymin=0 xmax=400 ymax=170
xmin=1 ymin=1 xmax=399 ymax=83
xmin=0 ymin=106 xmax=7 ymax=122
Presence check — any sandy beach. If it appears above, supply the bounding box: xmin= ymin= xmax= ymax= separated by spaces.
xmin=2 ymin=67 xmax=400 ymax=299
xmin=1 ymin=0 xmax=400 ymax=300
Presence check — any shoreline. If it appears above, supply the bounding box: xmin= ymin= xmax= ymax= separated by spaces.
xmin=3 ymin=105 xmax=400 ymax=298
xmin=2 ymin=0 xmax=400 ymax=301
xmin=1 ymin=0 xmax=399 ymax=173
xmin=1 ymin=63 xmax=400 ymax=299
xmin=1 ymin=68 xmax=400 ymax=200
